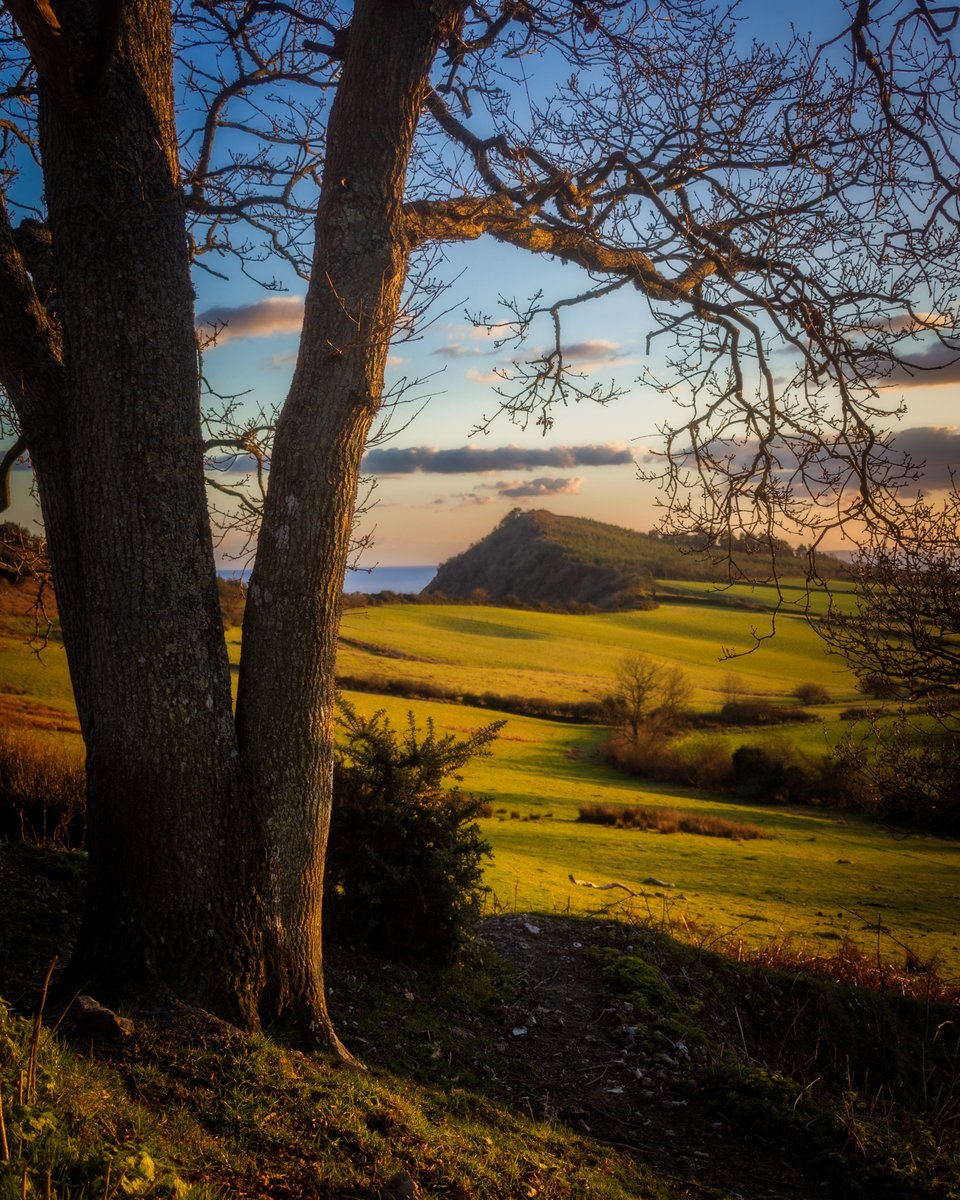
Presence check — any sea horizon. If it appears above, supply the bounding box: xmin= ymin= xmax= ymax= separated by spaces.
xmin=218 ymin=564 xmax=438 ymax=594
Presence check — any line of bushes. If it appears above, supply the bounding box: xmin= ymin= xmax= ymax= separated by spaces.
xmin=601 ymin=728 xmax=862 ymax=808
xmin=336 ymin=672 xmax=606 ymax=723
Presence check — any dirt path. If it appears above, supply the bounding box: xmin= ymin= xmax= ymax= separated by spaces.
xmin=479 ymin=914 xmax=839 ymax=1200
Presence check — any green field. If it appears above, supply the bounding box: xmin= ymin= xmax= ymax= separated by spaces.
xmin=338 ymin=588 xmax=861 ymax=708
xmin=2 ymin=583 xmax=957 ymax=978
xmin=341 ymin=689 xmax=960 ymax=977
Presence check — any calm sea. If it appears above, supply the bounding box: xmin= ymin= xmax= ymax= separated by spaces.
xmin=219 ymin=565 xmax=437 ymax=594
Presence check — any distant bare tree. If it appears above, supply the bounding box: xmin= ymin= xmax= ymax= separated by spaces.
xmin=607 ymin=654 xmax=691 ymax=740
xmin=820 ymin=491 xmax=960 ymax=702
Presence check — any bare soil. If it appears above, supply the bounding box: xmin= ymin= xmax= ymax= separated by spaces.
xmin=473 ymin=915 xmax=838 ymax=1200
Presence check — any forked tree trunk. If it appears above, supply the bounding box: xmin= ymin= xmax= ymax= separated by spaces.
xmin=4 ymin=0 xmax=462 ymax=1040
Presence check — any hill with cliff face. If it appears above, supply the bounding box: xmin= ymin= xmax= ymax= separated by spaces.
xmin=422 ymin=509 xmax=844 ymax=611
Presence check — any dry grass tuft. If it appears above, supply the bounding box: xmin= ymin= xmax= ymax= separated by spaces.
xmin=578 ymin=801 xmax=772 ymax=840
xmin=0 ymin=726 xmax=85 ymax=846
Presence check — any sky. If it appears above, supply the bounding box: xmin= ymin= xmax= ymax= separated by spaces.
xmin=5 ymin=0 xmax=960 ymax=569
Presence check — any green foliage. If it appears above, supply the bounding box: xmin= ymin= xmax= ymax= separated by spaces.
xmin=718 ymin=699 xmax=816 ymax=726
xmin=0 ymin=1001 xmax=197 ymax=1198
xmin=592 ymin=946 xmax=681 ymax=1016
xmin=325 ymin=700 xmax=504 ymax=963
xmin=730 ymin=742 xmax=851 ymax=805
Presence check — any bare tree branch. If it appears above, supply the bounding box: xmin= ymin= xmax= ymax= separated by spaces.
xmin=0 ymin=434 xmax=26 ymax=512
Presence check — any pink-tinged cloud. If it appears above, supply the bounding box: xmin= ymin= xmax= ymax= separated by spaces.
xmin=435 ymin=343 xmax=495 ymax=359
xmin=483 ymin=476 xmax=584 ymax=498
xmin=197 ymin=296 xmax=305 ymax=345
xmin=562 ymin=339 xmax=623 ymax=361
xmin=444 ymin=493 xmax=498 ymax=509
xmin=465 ymin=367 xmax=503 ymax=385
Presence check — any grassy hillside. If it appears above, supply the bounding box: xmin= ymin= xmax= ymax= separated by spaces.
xmin=337 ymin=593 xmax=860 ymax=711
xmin=0 ymin=580 xmax=957 ymax=1200
xmin=424 ymin=509 xmax=849 ymax=611
xmin=1 ymin=580 xmax=956 ymax=977
xmin=1 ymin=842 xmax=956 ymax=1199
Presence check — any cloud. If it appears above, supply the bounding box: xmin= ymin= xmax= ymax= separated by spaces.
xmin=435 ymin=334 xmax=630 ymax=375
xmin=448 ymin=492 xmax=499 ymax=509
xmin=869 ymin=311 xmax=953 ymax=333
xmin=362 ymin=443 xmax=633 ymax=476
xmin=560 ymin=339 xmax=634 ymax=373
xmin=434 ymin=342 xmax=494 ymax=359
xmin=465 ymin=368 xmax=503 ymax=385
xmin=434 ymin=324 xmax=513 ymax=359
xmin=562 ymin=339 xmax=624 ymax=362
xmin=873 ymin=339 xmax=960 ymax=386
xmin=484 ymin=476 xmax=584 ymax=498
xmin=887 ymin=426 xmax=960 ymax=489
xmin=264 ymin=352 xmax=297 ymax=370
xmin=197 ymin=296 xmax=305 ymax=345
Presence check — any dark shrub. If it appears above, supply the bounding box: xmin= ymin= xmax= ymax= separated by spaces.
xmin=793 ymin=682 xmax=830 ymax=705
xmin=832 ymin=715 xmax=960 ymax=834
xmin=720 ymin=700 xmax=816 ymax=726
xmin=325 ymin=699 xmax=503 ymax=963
xmin=730 ymin=742 xmax=857 ymax=807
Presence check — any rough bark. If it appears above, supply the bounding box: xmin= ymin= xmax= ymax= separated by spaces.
xmin=3 ymin=0 xmax=464 ymax=1040
xmin=31 ymin=0 xmax=255 ymax=1018
xmin=235 ymin=0 xmax=464 ymax=1046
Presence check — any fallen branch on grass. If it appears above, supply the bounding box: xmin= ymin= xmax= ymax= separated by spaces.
xmin=568 ymin=874 xmax=676 ymax=896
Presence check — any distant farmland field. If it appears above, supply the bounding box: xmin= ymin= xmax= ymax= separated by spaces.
xmin=2 ymin=582 xmax=957 ymax=978
xmin=336 ymin=586 xmax=862 ymax=710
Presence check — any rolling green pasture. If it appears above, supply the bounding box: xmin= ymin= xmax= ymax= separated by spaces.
xmin=338 ymin=594 xmax=861 ymax=709
xmin=344 ymin=690 xmax=960 ymax=978
xmin=1 ymin=585 xmax=956 ymax=978
xmin=657 ymin=576 xmax=859 ymax=617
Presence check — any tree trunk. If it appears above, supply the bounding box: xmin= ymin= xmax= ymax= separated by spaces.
xmin=236 ymin=0 xmax=462 ymax=1045
xmin=34 ymin=0 xmax=257 ymax=1019
xmin=4 ymin=0 xmax=463 ymax=1040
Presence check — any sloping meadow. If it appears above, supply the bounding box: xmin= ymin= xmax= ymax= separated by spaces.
xmin=1 ymin=590 xmax=957 ymax=980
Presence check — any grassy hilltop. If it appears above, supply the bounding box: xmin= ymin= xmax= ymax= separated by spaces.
xmin=423 ymin=508 xmax=848 ymax=611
